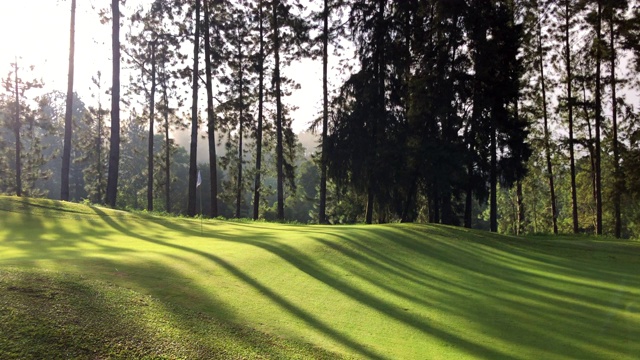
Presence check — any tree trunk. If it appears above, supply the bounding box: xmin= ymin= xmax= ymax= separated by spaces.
xmin=464 ymin=161 xmax=473 ymax=228
xmin=187 ymin=0 xmax=201 ymax=217
xmin=13 ymin=61 xmax=21 ymax=197
xmin=610 ymin=12 xmax=621 ymax=238
xmin=236 ymin=43 xmax=244 ymax=218
xmin=490 ymin=119 xmax=497 ymax=232
xmin=537 ymin=19 xmax=558 ymax=234
xmin=98 ymin=94 xmax=104 ymax=204
xmin=401 ymin=174 xmax=418 ymax=223
xmin=582 ymin=80 xmax=597 ymax=229
xmin=517 ymin=180 xmax=524 ymax=235
xmin=106 ymin=0 xmax=121 ymax=207
xmin=564 ymin=0 xmax=578 ymax=233
xmin=61 ymin=0 xmax=76 ymax=202
xmin=253 ymin=0 xmax=265 ymax=220
xmin=272 ymin=0 xmax=284 ymax=220
xmin=162 ymin=72 xmax=171 ymax=213
xmin=594 ymin=0 xmax=603 ymax=235
xmin=366 ymin=0 xmax=386 ymax=225
xmin=366 ymin=186 xmax=374 ymax=224
xmin=441 ymin=190 xmax=454 ymax=225
xmin=319 ymin=0 xmax=329 ymax=224
xmin=432 ymin=187 xmax=441 ymax=224
xmin=147 ymin=41 xmax=156 ymax=212
xmin=204 ymin=0 xmax=218 ymax=217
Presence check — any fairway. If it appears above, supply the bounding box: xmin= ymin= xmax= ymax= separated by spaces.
xmin=1 ymin=196 xmax=639 ymax=359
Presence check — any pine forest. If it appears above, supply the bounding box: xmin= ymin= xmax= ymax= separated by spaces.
xmin=1 ymin=0 xmax=640 ymax=238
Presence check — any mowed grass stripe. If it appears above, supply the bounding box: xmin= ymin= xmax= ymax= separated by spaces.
xmin=1 ymin=195 xmax=639 ymax=359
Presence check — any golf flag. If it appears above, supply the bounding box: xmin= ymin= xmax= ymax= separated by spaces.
xmin=196 ymin=170 xmax=202 ymax=188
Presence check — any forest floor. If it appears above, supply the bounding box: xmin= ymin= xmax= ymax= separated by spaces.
xmin=1 ymin=195 xmax=639 ymax=359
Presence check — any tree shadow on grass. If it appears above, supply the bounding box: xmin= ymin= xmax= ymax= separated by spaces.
xmin=157 ymin=217 xmax=640 ymax=359
xmin=119 ymin=214 xmax=523 ymax=359
xmin=4 ymin=198 xmax=638 ymax=359
xmin=1 ymin=201 xmax=347 ymax=359
xmin=0 ymin=198 xmax=134 ymax=264
xmin=89 ymin=206 xmax=386 ymax=360
xmin=0 ymin=265 xmax=343 ymax=360
xmin=362 ymin=224 xmax=640 ymax=359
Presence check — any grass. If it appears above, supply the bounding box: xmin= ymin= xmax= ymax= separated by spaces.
xmin=1 ymin=195 xmax=639 ymax=359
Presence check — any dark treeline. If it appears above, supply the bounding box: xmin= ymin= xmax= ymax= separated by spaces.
xmin=1 ymin=0 xmax=639 ymax=237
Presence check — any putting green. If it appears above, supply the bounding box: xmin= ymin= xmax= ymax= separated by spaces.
xmin=1 ymin=196 xmax=639 ymax=359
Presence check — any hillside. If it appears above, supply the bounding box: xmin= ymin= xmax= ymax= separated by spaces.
xmin=1 ymin=196 xmax=639 ymax=359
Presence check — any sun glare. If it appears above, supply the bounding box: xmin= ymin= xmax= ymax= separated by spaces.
xmin=0 ymin=1 xmax=111 ymax=96
xmin=0 ymin=0 xmax=323 ymax=134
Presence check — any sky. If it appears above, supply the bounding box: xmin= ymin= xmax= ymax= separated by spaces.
xmin=0 ymin=0 xmax=334 ymax=141
xmin=0 ymin=1 xmax=114 ymax=102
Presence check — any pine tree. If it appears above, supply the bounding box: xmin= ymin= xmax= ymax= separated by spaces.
xmin=269 ymin=0 xmax=309 ymax=221
xmin=586 ymin=0 xmax=605 ymax=235
xmin=203 ymin=0 xmax=220 ymax=217
xmin=533 ymin=0 xmax=559 ymax=234
xmin=78 ymin=73 xmax=109 ymax=204
xmin=61 ymin=0 xmax=76 ymax=201
xmin=604 ymin=0 xmax=628 ymax=238
xmin=2 ymin=60 xmax=44 ymax=197
xmin=553 ymin=0 xmax=582 ymax=233
xmin=252 ymin=0 xmax=266 ymax=220
xmin=187 ymin=0 xmax=201 ymax=217
xmin=313 ymin=0 xmax=346 ymax=224
xmin=106 ymin=0 xmax=122 ymax=207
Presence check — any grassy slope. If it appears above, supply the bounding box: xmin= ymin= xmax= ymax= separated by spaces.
xmin=1 ymin=196 xmax=639 ymax=359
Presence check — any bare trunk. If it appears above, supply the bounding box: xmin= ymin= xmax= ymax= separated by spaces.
xmin=538 ymin=19 xmax=558 ymax=234
xmin=14 ymin=61 xmax=21 ymax=197
xmin=365 ymin=186 xmax=374 ymax=224
xmin=162 ymin=76 xmax=171 ymax=213
xmin=464 ymin=161 xmax=473 ymax=228
xmin=236 ymin=44 xmax=244 ymax=218
xmin=367 ymin=0 xmax=385 ymax=225
xmin=401 ymin=175 xmax=418 ymax=223
xmin=204 ymin=1 xmax=218 ymax=217
xmin=319 ymin=0 xmax=329 ymax=224
xmin=565 ymin=0 xmax=578 ymax=233
xmin=187 ymin=0 xmax=201 ymax=217
xmin=517 ymin=180 xmax=524 ymax=235
xmin=147 ymin=42 xmax=156 ymax=212
xmin=97 ymin=97 xmax=103 ymax=204
xmin=610 ymin=13 xmax=621 ymax=238
xmin=581 ymin=77 xmax=597 ymax=228
xmin=106 ymin=0 xmax=121 ymax=207
xmin=594 ymin=1 xmax=603 ymax=235
xmin=490 ymin=120 xmax=497 ymax=232
xmin=61 ymin=0 xmax=76 ymax=201
xmin=273 ymin=0 xmax=284 ymax=220
xmin=253 ymin=0 xmax=265 ymax=220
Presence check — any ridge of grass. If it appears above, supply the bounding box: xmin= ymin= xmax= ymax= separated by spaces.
xmin=1 ymin=195 xmax=639 ymax=359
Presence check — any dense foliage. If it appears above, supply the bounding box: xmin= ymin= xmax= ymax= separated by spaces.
xmin=0 ymin=0 xmax=639 ymax=237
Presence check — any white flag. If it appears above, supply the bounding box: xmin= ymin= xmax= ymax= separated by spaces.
xmin=196 ymin=170 xmax=202 ymax=188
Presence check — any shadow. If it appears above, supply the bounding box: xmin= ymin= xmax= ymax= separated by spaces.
xmin=124 ymin=215 xmax=521 ymax=358
xmin=1 ymin=199 xmax=347 ymax=359
xmin=98 ymin=209 xmax=640 ymax=359
xmin=90 ymin=206 xmax=387 ymax=360
xmin=3 ymin=196 xmax=639 ymax=359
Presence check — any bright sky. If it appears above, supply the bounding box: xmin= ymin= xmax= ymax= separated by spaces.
xmin=0 ymin=0 xmax=331 ymax=136
xmin=0 ymin=0 xmax=112 ymax=102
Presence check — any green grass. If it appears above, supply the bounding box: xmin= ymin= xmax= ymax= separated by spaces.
xmin=1 ymin=195 xmax=639 ymax=359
